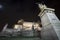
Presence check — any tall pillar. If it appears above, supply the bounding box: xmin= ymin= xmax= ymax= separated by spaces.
xmin=38 ymin=4 xmax=60 ymax=40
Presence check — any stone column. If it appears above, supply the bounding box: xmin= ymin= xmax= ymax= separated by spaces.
xmin=38 ymin=4 xmax=60 ymax=40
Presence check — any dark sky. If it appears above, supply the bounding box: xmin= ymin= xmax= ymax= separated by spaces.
xmin=0 ymin=0 xmax=60 ymax=31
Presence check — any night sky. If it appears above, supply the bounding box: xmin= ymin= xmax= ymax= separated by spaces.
xmin=0 ymin=0 xmax=60 ymax=31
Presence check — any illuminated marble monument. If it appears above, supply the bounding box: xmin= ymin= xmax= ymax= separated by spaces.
xmin=38 ymin=4 xmax=60 ymax=40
